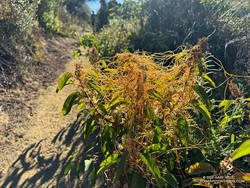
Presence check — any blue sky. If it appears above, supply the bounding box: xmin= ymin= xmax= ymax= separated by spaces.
xmin=86 ymin=0 xmax=125 ymax=13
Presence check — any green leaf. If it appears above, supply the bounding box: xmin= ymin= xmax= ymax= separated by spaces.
xmin=220 ymin=115 xmax=230 ymax=128
xmin=140 ymin=153 xmax=164 ymax=187
xmin=98 ymin=104 xmax=108 ymax=114
xmin=145 ymin=105 xmax=155 ymax=120
xmin=99 ymin=60 xmax=107 ymax=68
xmin=97 ymin=154 xmax=119 ymax=174
xmin=195 ymin=100 xmax=212 ymax=126
xmin=62 ymin=92 xmax=80 ymax=115
xmin=231 ymin=115 xmax=243 ymax=120
xmin=165 ymin=172 xmax=178 ymax=188
xmin=231 ymin=139 xmax=250 ymax=161
xmin=101 ymin=126 xmax=115 ymax=155
xmin=108 ymin=100 xmax=128 ymax=112
xmin=153 ymin=125 xmax=162 ymax=143
xmin=193 ymin=85 xmax=212 ymax=109
xmin=218 ymin=100 xmax=233 ymax=112
xmin=230 ymin=134 xmax=235 ymax=144
xmin=83 ymin=116 xmax=97 ymax=141
xmin=115 ymin=151 xmax=129 ymax=181
xmin=64 ymin=161 xmax=75 ymax=175
xmin=146 ymin=144 xmax=167 ymax=154
xmin=104 ymin=68 xmax=118 ymax=73
xmin=177 ymin=115 xmax=189 ymax=146
xmin=56 ymin=72 xmax=73 ymax=93
xmin=202 ymin=74 xmax=216 ymax=88
xmin=148 ymin=89 xmax=163 ymax=102
xmin=89 ymin=168 xmax=97 ymax=186
xmin=88 ymin=81 xmax=102 ymax=94
xmin=220 ymin=115 xmax=243 ymax=128
xmin=185 ymin=162 xmax=216 ymax=175
xmin=130 ymin=173 xmax=146 ymax=188
xmin=243 ymin=98 xmax=250 ymax=102
xmin=77 ymin=102 xmax=85 ymax=110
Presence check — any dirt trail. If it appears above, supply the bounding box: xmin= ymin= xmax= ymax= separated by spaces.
xmin=0 ymin=37 xmax=89 ymax=188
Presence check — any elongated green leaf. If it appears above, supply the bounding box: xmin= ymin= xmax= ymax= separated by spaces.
xmin=177 ymin=115 xmax=188 ymax=146
xmin=145 ymin=105 xmax=155 ymax=120
xmin=89 ymin=168 xmax=97 ymax=186
xmin=56 ymin=72 xmax=73 ymax=93
xmin=153 ymin=125 xmax=163 ymax=143
xmin=195 ymin=100 xmax=212 ymax=126
xmin=62 ymin=92 xmax=80 ymax=115
xmin=220 ymin=115 xmax=230 ymax=128
xmin=165 ymin=172 xmax=178 ymax=188
xmin=104 ymin=68 xmax=118 ymax=73
xmin=148 ymin=89 xmax=163 ymax=101
xmin=130 ymin=173 xmax=146 ymax=188
xmin=108 ymin=101 xmax=128 ymax=112
xmin=77 ymin=102 xmax=85 ymax=110
xmin=98 ymin=104 xmax=108 ymax=114
xmin=231 ymin=139 xmax=250 ymax=161
xmin=97 ymin=154 xmax=119 ymax=174
xmin=83 ymin=116 xmax=97 ymax=141
xmin=218 ymin=100 xmax=233 ymax=112
xmin=185 ymin=162 xmax=216 ymax=175
xmin=64 ymin=161 xmax=75 ymax=175
xmin=220 ymin=115 xmax=243 ymax=128
xmin=146 ymin=144 xmax=167 ymax=153
xmin=202 ymin=74 xmax=216 ymax=88
xmin=230 ymin=134 xmax=235 ymax=144
xmin=88 ymin=81 xmax=102 ymax=94
xmin=243 ymin=98 xmax=250 ymax=102
xmin=231 ymin=115 xmax=243 ymax=120
xmin=140 ymin=153 xmax=164 ymax=187
xmin=115 ymin=151 xmax=129 ymax=181
xmin=193 ymin=85 xmax=212 ymax=109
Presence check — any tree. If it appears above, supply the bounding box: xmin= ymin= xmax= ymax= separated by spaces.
xmin=96 ymin=0 xmax=108 ymax=31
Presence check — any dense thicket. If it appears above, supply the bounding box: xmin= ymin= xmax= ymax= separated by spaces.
xmin=64 ymin=1 xmax=250 ymax=186
xmin=89 ymin=0 xmax=250 ymax=95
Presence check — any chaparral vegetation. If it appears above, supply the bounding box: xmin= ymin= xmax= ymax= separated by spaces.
xmin=0 ymin=0 xmax=249 ymax=187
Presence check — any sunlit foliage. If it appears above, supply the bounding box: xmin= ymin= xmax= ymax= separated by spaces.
xmin=58 ymin=39 xmax=250 ymax=186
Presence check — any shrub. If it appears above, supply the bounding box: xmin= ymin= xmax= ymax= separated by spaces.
xmin=0 ymin=0 xmax=39 ymax=74
xmin=37 ymin=0 xmax=65 ymax=32
xmin=57 ymin=39 xmax=250 ymax=186
xmin=79 ymin=18 xmax=140 ymax=60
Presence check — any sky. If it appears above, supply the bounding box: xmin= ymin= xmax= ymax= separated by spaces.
xmin=86 ymin=0 xmax=125 ymax=13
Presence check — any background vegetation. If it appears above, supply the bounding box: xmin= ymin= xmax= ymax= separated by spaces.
xmin=60 ymin=0 xmax=250 ymax=187
xmin=60 ymin=39 xmax=250 ymax=187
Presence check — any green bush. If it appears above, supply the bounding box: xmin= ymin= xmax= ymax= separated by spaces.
xmin=58 ymin=40 xmax=250 ymax=186
xmin=0 ymin=0 xmax=39 ymax=71
xmin=37 ymin=0 xmax=65 ymax=32
xmin=79 ymin=18 xmax=140 ymax=60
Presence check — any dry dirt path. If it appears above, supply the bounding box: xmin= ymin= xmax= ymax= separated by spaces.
xmin=0 ymin=37 xmax=89 ymax=188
